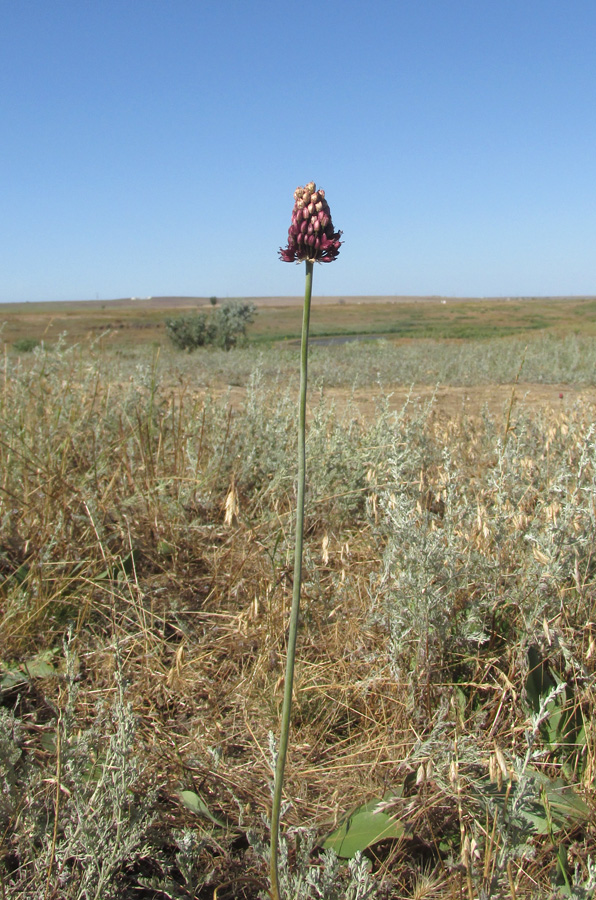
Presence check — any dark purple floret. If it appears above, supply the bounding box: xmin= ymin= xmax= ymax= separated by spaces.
xmin=279 ymin=182 xmax=342 ymax=263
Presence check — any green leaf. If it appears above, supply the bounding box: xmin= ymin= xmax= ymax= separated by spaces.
xmin=156 ymin=540 xmax=174 ymax=558
xmin=470 ymin=771 xmax=589 ymax=836
xmin=0 ymin=666 xmax=25 ymax=690
xmin=1 ymin=650 xmax=58 ymax=690
xmin=23 ymin=658 xmax=56 ymax=679
xmin=178 ymin=790 xmax=226 ymax=828
xmin=40 ymin=732 xmax=57 ymax=753
xmin=12 ymin=563 xmax=30 ymax=585
xmin=526 ymin=645 xmax=556 ymax=714
xmin=525 ymin=646 xmax=585 ymax=760
xmin=536 ymin=773 xmax=590 ymax=827
xmin=322 ymin=797 xmax=405 ymax=859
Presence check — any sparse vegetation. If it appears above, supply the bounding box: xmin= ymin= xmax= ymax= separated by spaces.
xmin=1 ymin=321 xmax=596 ymax=897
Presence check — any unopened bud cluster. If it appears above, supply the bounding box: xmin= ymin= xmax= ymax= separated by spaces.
xmin=280 ymin=182 xmax=342 ymax=263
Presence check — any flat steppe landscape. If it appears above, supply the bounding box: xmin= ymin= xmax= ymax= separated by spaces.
xmin=1 ymin=295 xmax=596 ymax=898
xmin=3 ymin=292 xmax=596 ymax=346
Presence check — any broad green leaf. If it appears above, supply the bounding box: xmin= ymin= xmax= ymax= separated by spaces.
xmin=322 ymin=797 xmax=405 ymax=859
xmin=178 ymin=790 xmax=226 ymax=827
xmin=40 ymin=732 xmax=57 ymax=753
xmin=0 ymin=666 xmax=25 ymax=690
xmin=526 ymin=645 xmax=556 ymax=714
xmin=12 ymin=563 xmax=30 ymax=585
xmin=1 ymin=651 xmax=58 ymax=690
xmin=470 ymin=771 xmax=589 ymax=836
xmin=156 ymin=540 xmax=174 ymax=558
xmin=535 ymin=773 xmax=590 ymax=827
xmin=23 ymin=658 xmax=56 ymax=679
xmin=525 ymin=646 xmax=585 ymax=760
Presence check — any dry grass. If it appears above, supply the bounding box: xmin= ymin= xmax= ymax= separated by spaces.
xmin=1 ymin=336 xmax=595 ymax=898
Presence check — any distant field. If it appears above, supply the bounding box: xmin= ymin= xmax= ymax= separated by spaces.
xmin=1 ymin=293 xmax=596 ymax=346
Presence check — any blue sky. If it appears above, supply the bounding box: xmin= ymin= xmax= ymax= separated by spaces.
xmin=2 ymin=0 xmax=595 ymax=302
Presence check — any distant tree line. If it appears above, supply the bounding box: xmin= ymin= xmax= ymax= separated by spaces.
xmin=165 ymin=300 xmax=256 ymax=351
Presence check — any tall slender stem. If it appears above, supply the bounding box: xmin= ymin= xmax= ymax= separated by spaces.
xmin=269 ymin=260 xmax=314 ymax=900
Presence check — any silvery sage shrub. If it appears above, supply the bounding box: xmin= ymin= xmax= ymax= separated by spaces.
xmin=166 ymin=300 xmax=256 ymax=351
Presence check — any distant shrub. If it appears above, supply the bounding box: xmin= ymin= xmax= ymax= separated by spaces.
xmin=12 ymin=338 xmax=40 ymax=352
xmin=164 ymin=313 xmax=215 ymax=351
xmin=213 ymin=299 xmax=256 ymax=350
xmin=165 ymin=300 xmax=256 ymax=352
xmin=209 ymin=295 xmax=218 ymax=306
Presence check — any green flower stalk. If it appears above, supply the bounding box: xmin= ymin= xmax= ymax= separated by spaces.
xmin=270 ymin=184 xmax=342 ymax=900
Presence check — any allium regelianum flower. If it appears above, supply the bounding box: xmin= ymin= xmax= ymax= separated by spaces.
xmin=279 ymin=182 xmax=342 ymax=263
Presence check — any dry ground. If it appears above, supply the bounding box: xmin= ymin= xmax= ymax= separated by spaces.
xmin=207 ymin=381 xmax=596 ymax=421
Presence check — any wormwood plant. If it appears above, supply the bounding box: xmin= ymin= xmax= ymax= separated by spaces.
xmin=165 ymin=300 xmax=256 ymax=351
xmin=1 ymin=632 xmax=153 ymax=899
xmin=269 ymin=183 xmax=342 ymax=900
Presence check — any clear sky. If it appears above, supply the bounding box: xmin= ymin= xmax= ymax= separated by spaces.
xmin=2 ymin=0 xmax=595 ymax=302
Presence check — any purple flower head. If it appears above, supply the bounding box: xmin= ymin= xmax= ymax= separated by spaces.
xmin=280 ymin=182 xmax=342 ymax=263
